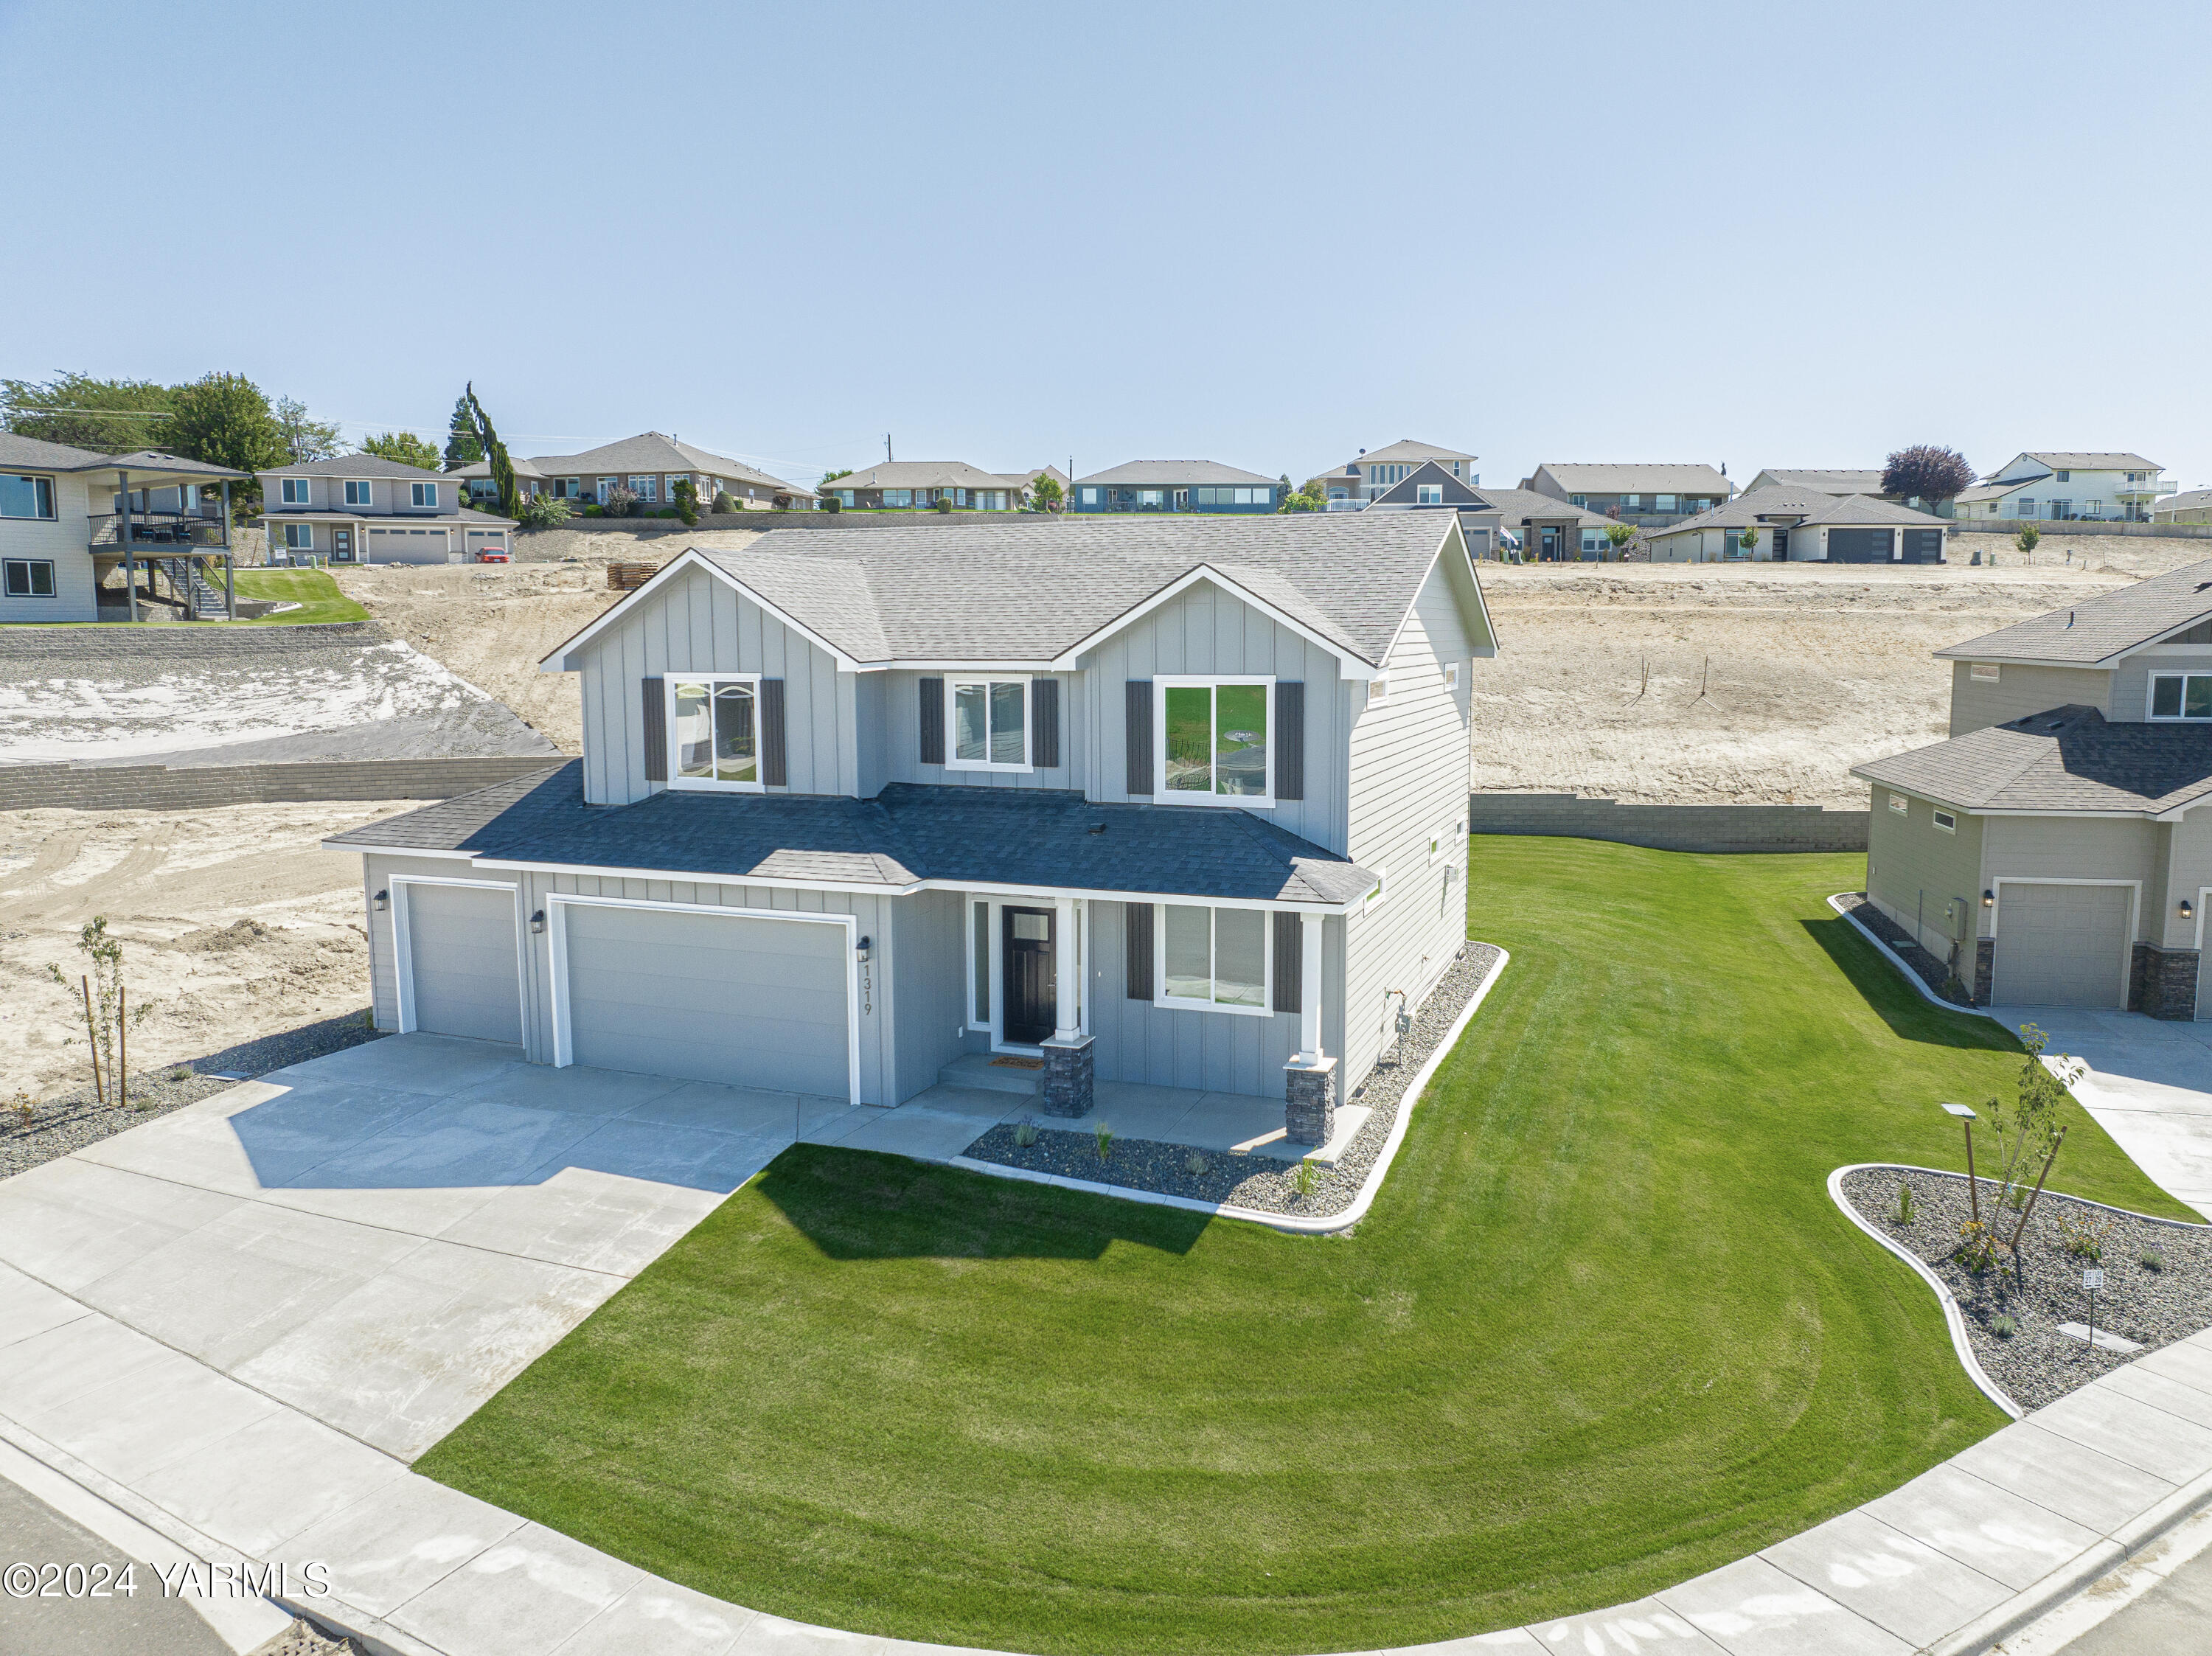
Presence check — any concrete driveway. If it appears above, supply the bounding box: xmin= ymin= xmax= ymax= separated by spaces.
xmin=0 ymin=1034 xmax=863 ymax=1463
xmin=1987 ymin=1006 xmax=2212 ymax=1218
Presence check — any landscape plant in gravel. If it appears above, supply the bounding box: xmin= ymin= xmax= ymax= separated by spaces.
xmin=1955 ymin=1024 xmax=2077 ymax=1277
xmin=45 ymin=916 xmax=150 ymax=1105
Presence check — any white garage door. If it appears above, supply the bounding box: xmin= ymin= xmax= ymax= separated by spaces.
xmin=1993 ymin=883 xmax=2131 ymax=1007
xmin=366 ymin=526 xmax=451 ymax=565
xmin=560 ymin=903 xmax=852 ymax=1099
xmin=403 ymin=883 xmax=522 ymax=1043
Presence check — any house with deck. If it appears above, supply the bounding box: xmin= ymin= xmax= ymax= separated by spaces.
xmin=257 ymin=456 xmax=517 ymax=566
xmin=1324 ymin=440 xmax=1479 ymax=507
xmin=1950 ymin=453 xmax=2169 ymax=524
xmin=1855 ymin=559 xmax=2212 ymax=1017
xmin=327 ymin=515 xmax=1492 ymax=1143
xmin=1521 ymin=463 xmax=1732 ymax=528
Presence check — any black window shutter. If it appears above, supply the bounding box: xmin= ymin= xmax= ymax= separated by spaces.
xmin=1275 ymin=681 xmax=1304 ymax=800
xmin=760 ymin=678 xmax=787 ymax=787
xmin=641 ymin=677 xmax=666 ymax=782
xmin=1126 ymin=901 xmax=1154 ymax=998
xmin=1124 ymin=680 xmax=1152 ymax=794
xmin=1031 ymin=677 xmax=1060 ymax=768
xmin=919 ymin=676 xmax=945 ymax=765
xmin=1273 ymin=911 xmax=1301 ymax=1013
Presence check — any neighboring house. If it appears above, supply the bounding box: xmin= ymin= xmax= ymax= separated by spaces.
xmin=1074 ymin=462 xmax=1278 ymax=513
xmin=2152 ymin=488 xmax=2212 ymax=526
xmin=1521 ymin=464 xmax=1733 ymax=527
xmin=823 ymin=462 xmax=1026 ymax=512
xmin=1854 ymin=557 xmax=2212 ymax=1017
xmin=1645 ymin=487 xmax=1949 ymax=564
xmin=458 ymin=433 xmax=814 ymax=511
xmin=1 ymin=434 xmax=248 ymax=624
xmin=1950 ymin=453 xmax=2168 ymax=524
xmin=1363 ymin=462 xmax=1617 ymax=560
xmin=1324 ymin=440 xmax=1478 ymax=507
xmin=327 ymin=515 xmax=1493 ymax=1140
xmin=1744 ymin=468 xmax=1885 ymax=496
xmin=258 ymin=456 xmax=516 ymax=566
xmin=1008 ymin=465 xmax=1073 ymax=505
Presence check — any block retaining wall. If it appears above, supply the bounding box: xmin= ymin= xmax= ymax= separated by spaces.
xmin=1470 ymin=792 xmax=1868 ymax=854
xmin=0 ymin=756 xmax=564 ymax=813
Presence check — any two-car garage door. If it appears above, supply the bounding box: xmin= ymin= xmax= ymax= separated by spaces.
xmin=1992 ymin=882 xmax=2132 ymax=1007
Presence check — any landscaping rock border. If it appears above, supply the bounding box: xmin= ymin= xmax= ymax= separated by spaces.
xmin=1838 ymin=1164 xmax=2212 ymax=1410
xmin=961 ymin=942 xmax=1502 ymax=1220
xmin=1833 ymin=891 xmax=1972 ymax=1006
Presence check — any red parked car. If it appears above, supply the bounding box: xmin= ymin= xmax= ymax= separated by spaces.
xmin=475 ymin=549 xmax=509 ymax=563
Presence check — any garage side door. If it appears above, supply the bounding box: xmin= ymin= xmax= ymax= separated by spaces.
xmin=1994 ymin=883 xmax=2130 ymax=1007
xmin=562 ymin=904 xmax=851 ymax=1098
xmin=406 ymin=883 xmax=523 ymax=1043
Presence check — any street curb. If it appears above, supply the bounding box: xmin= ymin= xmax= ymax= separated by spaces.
xmin=945 ymin=945 xmax=1509 ymax=1234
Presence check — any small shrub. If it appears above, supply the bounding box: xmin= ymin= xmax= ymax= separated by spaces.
xmin=1012 ymin=1119 xmax=1038 ymax=1149
xmin=1291 ymin=1158 xmax=1321 ymax=1198
xmin=672 ymin=478 xmax=700 ymax=527
xmin=600 ymin=487 xmax=639 ymax=518
xmin=167 ymin=1065 xmax=192 ymax=1082
xmin=2056 ymin=1209 xmax=2112 ymax=1259
xmin=2140 ymin=1248 xmax=2166 ymax=1272
xmin=1894 ymin=1182 xmax=1916 ymax=1224
xmin=1093 ymin=1121 xmax=1113 ymax=1161
xmin=933 ymin=495 xmax=953 ymax=514
xmin=9 ymin=1091 xmax=31 ymax=1128
xmin=582 ymin=503 xmax=602 ymax=517
xmin=1991 ymin=1313 xmax=2018 ymax=1337
xmin=1183 ymin=1151 xmax=1209 ymax=1176
xmin=1956 ymin=1217 xmax=1998 ymax=1272
xmin=820 ymin=495 xmax=841 ymax=514
xmin=2017 ymin=522 xmax=2040 ymax=557
xmin=655 ymin=507 xmax=680 ymax=519
xmin=516 ymin=493 xmax=571 ymax=530
xmin=710 ymin=490 xmax=735 ymax=515
xmin=2006 ymin=1183 xmax=2028 ymax=1211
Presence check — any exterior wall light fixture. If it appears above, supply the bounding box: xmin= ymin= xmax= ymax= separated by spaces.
xmin=1981 ymin=890 xmax=1994 ymax=908
xmin=373 ymin=889 xmax=389 ymax=912
xmin=2183 ymin=898 xmax=2196 ymax=922
xmin=530 ymin=910 xmax=546 ymax=934
xmin=855 ymin=936 xmax=872 ymax=963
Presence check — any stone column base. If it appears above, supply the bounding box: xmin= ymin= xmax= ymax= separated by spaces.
xmin=1040 ymin=1036 xmax=1095 ymax=1117
xmin=1284 ymin=1057 xmax=1339 ymax=1147
xmin=2130 ymin=943 xmax=2201 ymax=1020
xmin=1973 ymin=937 xmax=1995 ymax=1006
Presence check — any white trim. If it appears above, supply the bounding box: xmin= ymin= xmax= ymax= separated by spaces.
xmin=2146 ymin=669 xmax=2212 ymax=722
xmin=965 ymin=894 xmax=991 ymax=1031
xmin=1988 ymin=877 xmax=2140 ymax=1010
xmin=1153 ymin=901 xmax=1274 ymax=1018
xmin=1933 ymin=809 xmax=1957 ymax=834
xmin=538 ymin=547 xmax=868 ymax=673
xmin=944 ymin=675 xmax=1032 ymax=772
xmin=342 ymin=479 xmax=374 ymax=507
xmin=545 ymin=891 xmax=860 ymax=1105
xmin=1377 ymin=521 xmax=1495 ymax=671
xmin=1363 ymin=867 xmax=1389 ymax=915
xmin=662 ymin=673 xmax=765 ymax=793
xmin=1153 ymin=674 xmax=1276 ymax=808
xmin=388 ymin=875 xmax=527 ymax=1040
xmin=1046 ymin=563 xmax=1380 ymax=677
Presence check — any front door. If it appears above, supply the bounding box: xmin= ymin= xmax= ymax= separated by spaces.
xmin=1002 ymin=906 xmax=1056 ymax=1046
xmin=1540 ymin=526 xmax=1559 ymax=560
xmin=332 ymin=528 xmax=352 ymax=563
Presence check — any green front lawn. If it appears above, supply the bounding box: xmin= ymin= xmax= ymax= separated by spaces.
xmin=417 ymin=841 xmax=2188 ymax=1655
xmin=225 ymin=568 xmax=367 ymax=624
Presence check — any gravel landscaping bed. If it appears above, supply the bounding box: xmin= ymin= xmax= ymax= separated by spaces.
xmin=1840 ymin=1166 xmax=2212 ymax=1409
xmin=1834 ymin=892 xmax=1972 ymax=1006
xmin=4 ymin=1009 xmax=381 ymax=1180
xmin=961 ymin=942 xmax=1502 ymax=1221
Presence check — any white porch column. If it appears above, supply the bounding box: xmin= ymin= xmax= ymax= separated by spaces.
xmin=1052 ymin=895 xmax=1080 ymax=1042
xmin=1298 ymin=912 xmax=1324 ymax=1064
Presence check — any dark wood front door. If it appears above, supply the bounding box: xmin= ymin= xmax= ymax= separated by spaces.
xmin=1002 ymin=906 xmax=1056 ymax=1045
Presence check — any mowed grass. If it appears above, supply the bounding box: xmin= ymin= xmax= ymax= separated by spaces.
xmin=226 ymin=568 xmax=367 ymax=623
xmin=417 ymin=841 xmax=2188 ymax=1654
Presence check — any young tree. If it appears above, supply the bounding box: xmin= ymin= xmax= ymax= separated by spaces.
xmin=462 ymin=383 xmax=518 ymax=520
xmin=672 ymin=476 xmax=700 ymax=527
xmin=443 ymin=393 xmax=484 ymax=471
xmin=1029 ymin=474 xmax=1063 ymax=512
xmin=1604 ymin=521 xmax=1636 ymax=554
xmin=1739 ymin=526 xmax=1760 ymax=554
xmin=1882 ymin=445 xmax=1976 ymax=511
xmin=165 ymin=373 xmax=285 ymax=508
xmin=273 ymin=395 xmax=344 ymax=464
xmin=2017 ymin=522 xmax=2040 ymax=558
xmin=360 ymin=431 xmax=445 ymax=470
xmin=1 ymin=372 xmax=175 ymax=453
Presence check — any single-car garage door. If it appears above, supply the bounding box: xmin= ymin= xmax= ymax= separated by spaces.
xmin=403 ymin=882 xmax=523 ymax=1043
xmin=560 ymin=903 xmax=852 ymax=1099
xmin=1993 ymin=883 xmax=2131 ymax=1007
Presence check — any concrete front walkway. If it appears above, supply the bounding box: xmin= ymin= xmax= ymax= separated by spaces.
xmin=1986 ymin=1005 xmax=2212 ymax=1219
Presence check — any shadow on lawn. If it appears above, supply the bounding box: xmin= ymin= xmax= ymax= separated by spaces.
xmin=757 ymin=1143 xmax=1212 ymax=1261
xmin=1802 ymin=913 xmax=2018 ymax=1056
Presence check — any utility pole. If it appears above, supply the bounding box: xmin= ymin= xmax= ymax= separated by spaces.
xmin=885 ymin=434 xmax=892 ymax=462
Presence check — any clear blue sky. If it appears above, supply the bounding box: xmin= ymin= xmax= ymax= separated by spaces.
xmin=5 ymin=0 xmax=2208 ymax=493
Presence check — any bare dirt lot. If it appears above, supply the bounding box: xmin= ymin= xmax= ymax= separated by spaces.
xmin=0 ymin=801 xmax=412 ymax=1100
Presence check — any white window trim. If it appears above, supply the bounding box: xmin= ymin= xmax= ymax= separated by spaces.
xmin=2146 ymin=671 xmax=2212 ymax=721
xmin=3 ymin=557 xmax=57 ymax=598
xmin=279 ymin=477 xmax=310 ymax=506
xmin=1367 ymin=677 xmax=1390 ymax=706
xmin=1428 ymin=826 xmax=1451 ymax=865
xmin=1153 ymin=903 xmax=1274 ymax=1018
xmin=1152 ymin=675 xmax=1276 ymax=809
xmin=1363 ymin=868 xmax=1390 ymax=915
xmin=283 ymin=523 xmax=315 ymax=550
xmin=664 ymin=673 xmax=766 ymax=793
xmin=344 ymin=479 xmax=374 ymax=507
xmin=1443 ymin=661 xmax=1460 ymax=690
xmin=411 ymin=481 xmax=439 ymax=508
xmin=1969 ymin=663 xmax=2000 ymax=682
xmin=1888 ymin=793 xmax=1909 ymax=814
xmin=945 ymin=675 xmax=1032 ymax=772
xmin=1933 ymin=810 xmax=1957 ymax=833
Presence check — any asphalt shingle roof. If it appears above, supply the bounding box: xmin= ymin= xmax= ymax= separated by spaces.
xmin=489 ymin=433 xmax=808 ymax=496
xmin=1343 ymin=439 xmax=1478 ymax=467
xmin=1464 ymin=486 xmax=1616 ymax=529
xmin=1651 ymin=487 xmax=1947 ymax=538
xmin=824 ymin=461 xmax=1018 ymax=492
xmin=327 ymin=763 xmax=1376 ymax=905
xmin=1752 ymin=469 xmax=1886 ymax=494
xmin=2021 ymin=452 xmax=2160 ymax=472
xmin=1077 ymin=460 xmax=1276 ymax=487
xmin=2154 ymin=489 xmax=2212 ymax=515
xmin=1935 ymin=557 xmax=2212 ymax=664
xmin=0 ymin=432 xmax=111 ymax=469
xmin=1853 ymin=706 xmax=2212 ymax=815
xmin=1530 ymin=463 xmax=1733 ymax=495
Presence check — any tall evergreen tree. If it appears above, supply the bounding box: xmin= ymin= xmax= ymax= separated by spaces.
xmin=464 ymin=383 xmax=519 ymax=520
xmin=444 ymin=392 xmax=484 ymax=471
xmin=361 ymin=431 xmax=445 ymax=470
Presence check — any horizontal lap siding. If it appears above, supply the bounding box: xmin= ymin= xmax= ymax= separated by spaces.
xmin=1982 ymin=817 xmax=2159 ymax=944
xmin=891 ymin=889 xmax=966 ymax=1102
xmin=1947 ymin=661 xmax=2110 ymax=736
xmin=578 ymin=568 xmax=855 ymax=803
xmin=1343 ymin=558 xmax=1477 ymax=1088
xmin=880 ymin=669 xmax=1081 ymax=790
xmin=1075 ymin=582 xmax=1349 ymax=853
xmin=2111 ymin=650 xmax=2212 ymax=725
xmin=1864 ymin=784 xmax=1986 ymax=959
xmin=0 ymin=474 xmax=98 ymax=623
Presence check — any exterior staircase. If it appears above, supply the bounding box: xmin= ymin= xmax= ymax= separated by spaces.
xmin=186 ymin=564 xmax=228 ymax=619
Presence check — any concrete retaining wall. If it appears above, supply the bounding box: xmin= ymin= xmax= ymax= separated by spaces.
xmin=1470 ymin=792 xmax=1868 ymax=853
xmin=1952 ymin=521 xmax=2212 ymax=540
xmin=0 ymin=756 xmax=563 ymax=813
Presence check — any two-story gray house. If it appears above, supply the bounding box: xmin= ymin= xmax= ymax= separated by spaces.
xmin=1854 ymin=558 xmax=2212 ymax=1018
xmin=257 ymin=456 xmax=517 ymax=565
xmin=327 ymin=515 xmax=1493 ymax=1141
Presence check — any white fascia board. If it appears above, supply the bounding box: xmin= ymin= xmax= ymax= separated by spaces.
xmin=1047 ymin=563 xmax=1378 ymax=678
xmin=1378 ymin=519 xmax=1496 ymax=666
xmin=948 ymin=879 xmax=1360 ymax=914
xmin=322 ymin=841 xmax=479 ymax=857
xmin=1851 ymin=776 xmax=1972 ymax=813
xmin=536 ymin=547 xmax=869 ymax=674
xmin=1930 ymin=650 xmax=2121 ymax=669
xmin=469 ymin=855 xmax=921 ymax=895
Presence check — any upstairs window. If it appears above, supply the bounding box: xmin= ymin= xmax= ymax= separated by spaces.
xmin=344 ymin=479 xmax=372 ymax=506
xmin=0 ymin=475 xmax=55 ymax=519
xmin=279 ymin=477 xmax=310 ymax=505
xmin=1969 ymin=663 xmax=2000 ymax=682
xmin=2150 ymin=673 xmax=2212 ymax=720
xmin=669 ymin=675 xmax=762 ymax=788
xmin=1158 ymin=904 xmax=1270 ymax=1015
xmin=411 ymin=481 xmax=439 ymax=507
xmin=1158 ymin=677 xmax=1271 ymax=805
xmin=948 ymin=677 xmax=1029 ymax=770
xmin=2056 ymin=470 xmax=2070 ymax=481
xmin=1417 ymin=483 xmax=1444 ymax=504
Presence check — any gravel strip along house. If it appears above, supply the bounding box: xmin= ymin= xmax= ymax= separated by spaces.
xmin=327 ymin=515 xmax=1492 ymax=1138
xmin=1854 ymin=556 xmax=2212 ymax=1016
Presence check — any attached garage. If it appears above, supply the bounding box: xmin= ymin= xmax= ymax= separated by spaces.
xmin=465 ymin=529 xmax=507 ymax=559
xmin=554 ymin=900 xmax=854 ymax=1100
xmin=366 ymin=525 xmax=453 ymax=565
xmin=1827 ymin=528 xmax=1896 ymax=563
xmin=398 ymin=880 xmax=524 ymax=1043
xmin=1992 ymin=881 xmax=2133 ymax=1007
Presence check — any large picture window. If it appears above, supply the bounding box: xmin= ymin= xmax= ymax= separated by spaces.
xmin=1158 ymin=677 xmax=1272 ymax=805
xmin=948 ymin=677 xmax=1029 ymax=770
xmin=2149 ymin=673 xmax=2212 ymax=720
xmin=1158 ymin=904 xmax=1269 ymax=1015
xmin=0 ymin=475 xmax=56 ymax=519
xmin=668 ymin=675 xmax=762 ymax=788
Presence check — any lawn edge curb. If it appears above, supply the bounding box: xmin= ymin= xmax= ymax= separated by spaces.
xmin=1826 ymin=894 xmax=2002 ymax=1024
xmin=944 ymin=944 xmax=1510 ymax=1234
xmin=1827 ymin=1162 xmax=2025 ymax=1419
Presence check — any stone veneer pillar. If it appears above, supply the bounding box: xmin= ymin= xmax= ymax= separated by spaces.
xmin=1972 ymin=939 xmax=1995 ymax=1006
xmin=2129 ymin=944 xmax=2202 ymax=1021
xmin=1284 ymin=1057 xmax=1338 ymax=1147
xmin=1040 ymin=1036 xmax=1094 ymax=1117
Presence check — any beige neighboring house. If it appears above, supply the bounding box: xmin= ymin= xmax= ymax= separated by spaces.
xmin=1322 ymin=439 xmax=1479 ymax=507
xmin=822 ymin=461 xmax=1031 ymax=511
xmin=258 ymin=456 xmax=515 ymax=566
xmin=1646 ymin=487 xmax=1948 ymax=563
xmin=2152 ymin=488 xmax=2212 ymax=526
xmin=456 ymin=432 xmax=813 ymax=511
xmin=1854 ymin=558 xmax=2212 ymax=1017
xmin=1950 ymin=451 xmax=2168 ymax=524
xmin=1521 ymin=463 xmax=1733 ymax=527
